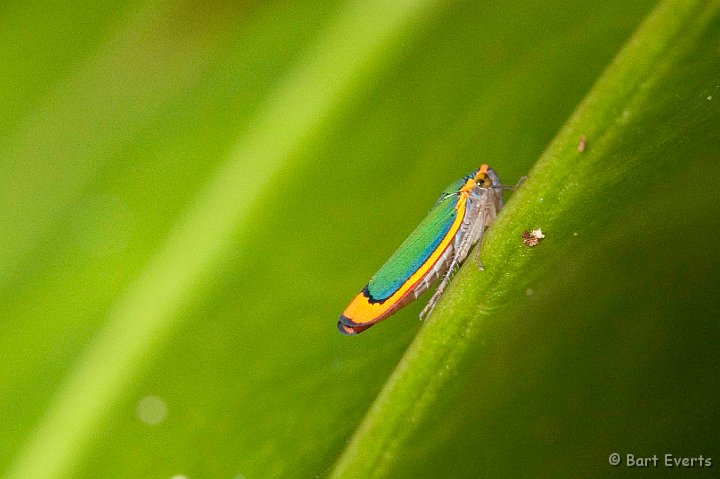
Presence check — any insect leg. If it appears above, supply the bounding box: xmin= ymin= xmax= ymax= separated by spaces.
xmin=419 ymin=222 xmax=480 ymax=320
xmin=418 ymin=260 xmax=456 ymax=320
xmin=473 ymin=194 xmax=499 ymax=269
xmin=500 ymin=176 xmax=527 ymax=191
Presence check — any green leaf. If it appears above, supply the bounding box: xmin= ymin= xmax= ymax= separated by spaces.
xmin=2 ymin=1 xmax=717 ymax=479
xmin=331 ymin=0 xmax=720 ymax=477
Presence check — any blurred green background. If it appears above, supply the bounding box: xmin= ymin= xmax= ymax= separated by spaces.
xmin=1 ymin=1 xmax=718 ymax=478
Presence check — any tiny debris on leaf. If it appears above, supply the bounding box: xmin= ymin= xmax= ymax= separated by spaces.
xmin=522 ymin=228 xmax=545 ymax=247
xmin=522 ymin=231 xmax=538 ymax=247
xmin=577 ymin=134 xmax=587 ymax=152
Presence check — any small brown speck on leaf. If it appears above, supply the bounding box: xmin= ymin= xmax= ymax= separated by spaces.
xmin=522 ymin=228 xmax=545 ymax=247
xmin=577 ymin=135 xmax=587 ymax=152
xmin=522 ymin=231 xmax=539 ymax=247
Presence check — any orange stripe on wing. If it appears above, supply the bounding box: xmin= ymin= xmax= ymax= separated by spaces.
xmin=341 ymin=193 xmax=469 ymax=327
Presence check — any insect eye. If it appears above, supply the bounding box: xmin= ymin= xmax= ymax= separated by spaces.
xmin=476 ymin=176 xmax=492 ymax=188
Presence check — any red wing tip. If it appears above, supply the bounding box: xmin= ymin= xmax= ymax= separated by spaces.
xmin=338 ymin=315 xmax=373 ymax=335
xmin=337 ymin=321 xmax=359 ymax=335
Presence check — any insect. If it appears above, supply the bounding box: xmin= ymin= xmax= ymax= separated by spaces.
xmin=338 ymin=164 xmax=506 ymax=335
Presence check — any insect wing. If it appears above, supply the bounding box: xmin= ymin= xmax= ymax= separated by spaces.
xmin=338 ymin=188 xmax=469 ymax=334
